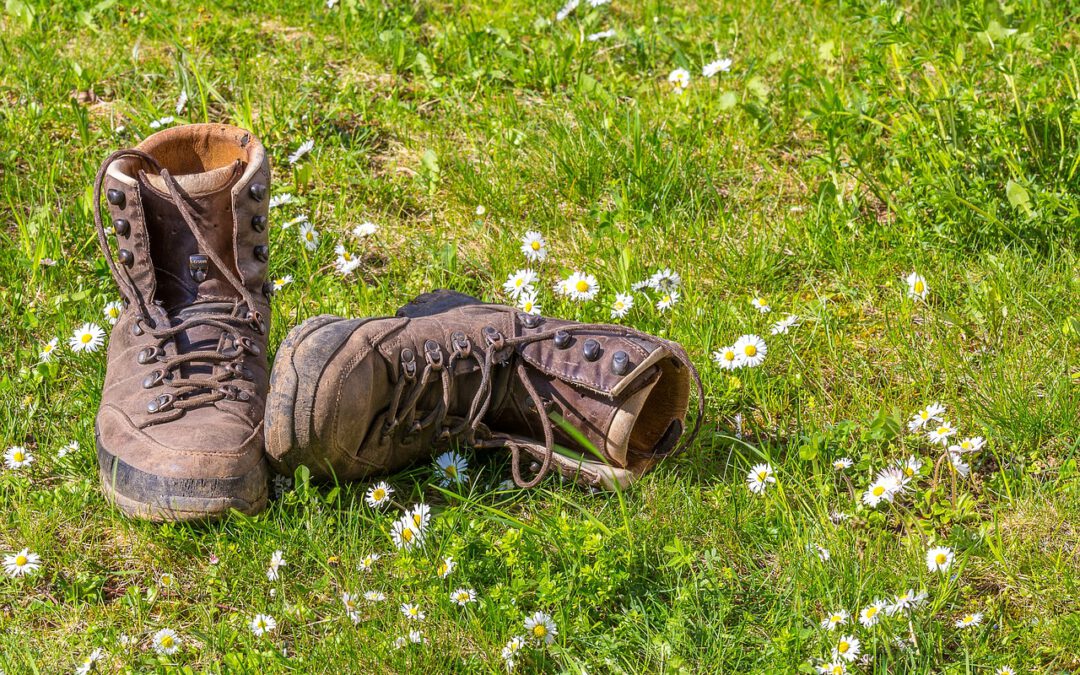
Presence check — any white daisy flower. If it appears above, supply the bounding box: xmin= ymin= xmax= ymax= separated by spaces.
xmin=352 ymin=221 xmax=379 ymax=238
xmin=815 ymin=545 xmax=830 ymax=562
xmin=668 ymin=68 xmax=690 ymax=93
xmin=703 ymin=57 xmax=733 ymax=77
xmin=712 ymin=345 xmax=740 ymax=371
xmin=282 ymin=214 xmax=308 ymax=229
xmin=57 ymin=440 xmax=79 ymax=459
xmin=861 ymin=477 xmax=897 ymax=507
xmin=820 ymin=609 xmax=849 ymax=631
xmin=587 ymin=0 xmax=610 ymax=6
xmin=437 ymin=556 xmax=456 ymax=579
xmin=819 ymin=663 xmax=847 ymax=675
xmin=832 ymin=635 xmax=860 ymax=662
xmin=905 ymin=272 xmax=928 ymax=300
xmin=733 ymin=334 xmax=767 ymax=368
xmin=148 ymin=116 xmax=174 ymax=130
xmin=342 ymin=591 xmax=360 ymax=614
xmin=948 ymin=451 xmax=971 ymax=477
xmin=475 ymin=205 xmax=486 ymax=216
xmin=897 ymin=455 xmax=923 ymax=480
xmin=555 ymin=0 xmax=579 ymax=21
xmin=502 ymin=635 xmax=526 ymax=670
xmin=562 ymin=272 xmax=599 ymax=302
xmin=102 ymin=300 xmax=123 ymax=325
xmin=955 ymin=612 xmax=982 ymax=629
xmin=390 ymin=516 xmax=425 ymax=551
xmin=524 ymin=611 xmax=557 ymax=645
xmin=333 ymin=245 xmax=361 ymax=276
xmin=750 ymin=296 xmax=771 ymax=313
xmin=832 ymin=457 xmax=853 ymax=471
xmin=888 ymin=589 xmax=927 ymax=615
xmin=365 ymin=482 xmax=393 ymax=509
xmin=407 ymin=502 xmax=431 ymax=530
xmin=874 ymin=466 xmax=911 ymax=496
xmin=610 ymin=293 xmax=634 ymax=319
xmin=357 ymin=553 xmax=380 ymax=572
xmin=269 ymin=276 xmax=292 ymax=293
xmin=175 ymin=90 xmax=188 ymax=115
xmin=520 ymin=231 xmax=547 ymax=262
xmin=770 ymin=314 xmax=799 ymax=335
xmin=267 ymin=550 xmax=286 ymax=581
xmin=39 ymin=337 xmax=59 ymax=362
xmin=364 ymin=590 xmax=387 ymax=602
xmin=518 ymin=291 xmax=542 ymax=316
xmin=249 ymin=613 xmax=277 ymax=636
xmin=926 ymin=546 xmax=954 ymax=573
xmin=158 ymin=572 xmax=177 ymax=590
xmin=151 ymin=628 xmax=180 ymax=655
xmin=996 ymin=667 xmax=1016 ymax=675
xmin=3 ymin=548 xmax=41 ymax=577
xmin=648 ymin=268 xmax=681 ymax=293
xmin=68 ymin=323 xmax=105 ymax=353
xmin=858 ymin=600 xmax=887 ymax=627
xmin=630 ymin=280 xmax=651 ymax=292
xmin=269 ymin=193 xmax=294 ymax=209
xmin=656 ymin=290 xmax=679 ymax=313
xmin=503 ymin=269 xmax=538 ymax=299
xmin=746 ymin=463 xmax=775 ymax=495
xmin=907 ymin=402 xmax=946 ymax=432
xmin=954 ymin=436 xmax=985 ymax=454
xmin=401 ymin=602 xmax=425 ymax=621
xmin=927 ymin=421 xmax=958 ymax=445
xmin=392 ymin=636 xmax=407 ymax=649
xmin=298 ymin=222 xmax=319 ymax=251
xmin=450 ymin=588 xmax=477 ymax=606
xmin=4 ymin=446 xmax=34 ymax=470
xmin=408 ymin=629 xmax=425 ymax=644
xmin=587 ymin=29 xmax=616 ymax=41
xmin=288 ymin=139 xmax=314 ymax=165
xmin=75 ymin=647 xmax=104 ymax=675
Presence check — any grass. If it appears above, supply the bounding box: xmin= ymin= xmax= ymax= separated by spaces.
xmin=1 ymin=0 xmax=1079 ymax=671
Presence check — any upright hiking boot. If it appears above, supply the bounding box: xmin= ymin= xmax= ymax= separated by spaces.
xmin=265 ymin=290 xmax=702 ymax=490
xmin=93 ymin=123 xmax=273 ymax=521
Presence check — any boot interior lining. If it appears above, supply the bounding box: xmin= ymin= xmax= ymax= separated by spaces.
xmin=626 ymin=357 xmax=691 ymax=458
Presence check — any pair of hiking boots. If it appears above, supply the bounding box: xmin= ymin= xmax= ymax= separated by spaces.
xmin=92 ymin=123 xmax=702 ymax=522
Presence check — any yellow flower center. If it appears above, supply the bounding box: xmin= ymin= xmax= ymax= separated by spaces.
xmin=402 ymin=528 xmax=413 ymax=542
xmin=531 ymin=241 xmax=540 ymax=251
xmin=914 ymin=280 xmax=924 ymax=293
xmin=832 ymin=667 xmax=844 ymax=675
xmin=81 ymin=333 xmax=92 ymax=343
xmin=757 ymin=471 xmax=768 ymax=481
xmin=445 ymin=464 xmax=457 ymax=477
xmin=575 ymin=280 xmax=589 ymax=293
xmin=961 ymin=441 xmax=971 ymax=450
xmin=937 ymin=426 xmax=949 ymax=435
xmin=109 ymin=308 xmax=119 ymax=317
xmin=305 ymin=232 xmax=313 ymax=241
xmin=438 ymin=563 xmax=448 ymax=576
xmin=409 ymin=608 xmax=418 ymax=616
xmin=920 ymin=411 xmax=929 ymax=419
xmin=744 ymin=345 xmax=757 ymax=357
xmin=872 ymin=486 xmax=885 ymax=497
xmin=532 ymin=624 xmax=547 ymax=638
xmin=13 ymin=451 xmax=24 ymax=462
xmin=412 ymin=514 xmax=422 ymax=527
xmin=757 ymin=298 xmax=766 ymax=305
xmin=524 ymin=301 xmax=534 ymax=311
xmin=838 ymin=641 xmax=849 ymax=653
xmin=904 ymin=467 xmax=914 ymax=476
xmin=44 ymin=344 xmax=52 ymax=352
xmin=15 ymin=555 xmax=27 ymax=566
xmin=865 ymin=607 xmax=877 ymax=618
xmin=724 ymin=350 xmax=734 ymax=361
xmin=935 ymin=553 xmax=947 ymax=565
xmin=372 ymin=488 xmax=385 ymax=501
xmin=160 ymin=635 xmax=174 ymax=648
xmin=831 ymin=615 xmax=842 ymax=623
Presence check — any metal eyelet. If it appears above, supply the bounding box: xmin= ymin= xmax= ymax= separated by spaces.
xmin=251 ymin=214 xmax=267 ymax=232
xmin=582 ymin=338 xmax=601 ymax=362
xmin=131 ymin=319 xmax=145 ymax=336
xmin=482 ymin=326 xmax=504 ymax=348
xmin=424 ymin=340 xmax=444 ymax=370
xmin=520 ymin=313 xmax=543 ymax=329
xmin=137 ymin=346 xmax=162 ymax=364
xmin=146 ymin=393 xmax=174 ymax=413
xmin=118 ymin=249 xmax=134 ymax=266
xmin=554 ymin=330 xmax=571 ymax=349
xmin=611 ymin=350 xmax=630 ymax=375
xmin=106 ymin=189 xmax=126 ymax=208
xmin=400 ymin=348 xmax=417 ymax=379
xmin=142 ymin=370 xmax=168 ymax=389
xmin=451 ymin=331 xmax=471 ymax=357
xmin=113 ymin=218 xmax=130 ymax=236
xmin=254 ymin=245 xmax=269 ymax=262
xmin=249 ymin=183 xmax=267 ymax=201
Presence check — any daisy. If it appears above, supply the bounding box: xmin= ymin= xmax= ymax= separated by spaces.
xmin=249 ymin=613 xmax=276 ymax=636
xmin=434 ymin=450 xmax=468 ymax=486
xmin=148 ymin=116 xmax=174 ymax=129
xmin=648 ymin=268 xmax=681 ymax=293
xmin=587 ymin=0 xmax=610 ymax=6
xmin=703 ymin=57 xmax=733 ymax=77
xmin=815 ymin=545 xmax=830 ymax=562
xmin=656 ymin=290 xmax=679 ymax=313
xmin=75 ymin=647 xmax=104 ymax=675
xmin=475 ymin=205 xmax=486 ymax=216
xmin=750 ymin=296 xmax=771 ymax=313
xmin=820 ymin=609 xmax=848 ymax=631
xmin=334 ymin=245 xmax=361 ymax=276
xmin=390 ymin=516 xmax=425 ymax=551
xmin=832 ymin=457 xmax=853 ymax=471
xmin=408 ymin=630 xmax=425 ymax=644
xmin=996 ymin=667 xmax=1016 ymax=675
xmin=832 ymin=635 xmax=860 ymax=662
xmin=898 ymin=455 xmax=923 ymax=480
xmin=352 ymin=221 xmax=379 ymax=238
xmin=955 ymin=612 xmax=982 ymax=629
xmin=555 ymin=0 xmax=578 ymax=21
xmin=874 ymin=466 xmax=911 ymax=496
xmin=746 ymin=463 xmax=775 ymax=495
xmin=298 ymin=222 xmax=319 ymax=251
xmin=392 ymin=636 xmax=408 ymax=649
xmin=712 ymin=345 xmax=740 ymax=371
xmin=364 ymin=590 xmax=387 ymax=602
xmin=858 ymin=600 xmax=887 ymax=627
xmin=503 ymin=269 xmax=538 ymax=299
xmin=818 ymin=664 xmax=847 ymax=675
xmin=518 ymin=291 xmax=541 ymax=316
xmin=948 ymin=451 xmax=971 ymax=477
xmin=926 ymin=546 xmax=954 ymax=573
xmin=502 ymin=635 xmax=526 ymax=670
xmin=888 ymin=589 xmax=927 ymax=615
xmin=357 ymin=553 xmax=380 ymax=572
xmin=272 ymin=275 xmax=293 ymax=291
xmin=927 ymin=421 xmax=958 ymax=445
xmin=520 ymin=231 xmax=547 ymax=262
xmin=3 ymin=548 xmax=41 ymax=577
xmin=365 ymin=482 xmax=393 ymax=509
xmin=668 ymin=68 xmax=690 ymax=94
xmin=269 ymin=193 xmax=294 ymax=209
xmin=68 ymin=323 xmax=105 ymax=353
xmin=907 ymin=402 xmax=946 ymax=432
xmin=267 ymin=550 xmax=286 ymax=581
xmin=401 ymin=603 xmax=425 ymax=621
xmin=954 ymin=436 xmax=986 ymax=454
xmin=4 ymin=445 xmax=34 ymax=469
xmin=151 ymin=628 xmax=180 ymax=655
xmin=175 ymin=90 xmax=188 ymax=114
xmin=407 ymin=503 xmax=431 ymax=530
xmin=587 ymin=29 xmax=616 ymax=41
xmin=288 ymin=139 xmax=314 ymax=165
xmin=562 ymin=272 xmax=599 ymax=302
xmin=450 ymin=588 xmax=477 ymax=606
xmin=342 ymin=592 xmax=361 ymax=613
xmin=282 ymin=214 xmax=308 ymax=229
xmin=158 ymin=572 xmax=177 ymax=590
xmin=610 ymin=293 xmax=634 ymax=319
xmin=905 ymin=272 xmax=928 ymax=300
xmin=39 ymin=337 xmax=59 ymax=362
xmin=733 ymin=334 xmax=767 ymax=368
xmin=437 ymin=556 xmax=456 ymax=579
xmin=524 ymin=611 xmax=557 ymax=645
xmin=102 ymin=300 xmax=123 ymax=325
xmin=770 ymin=314 xmax=799 ymax=335
xmin=57 ymin=440 xmax=79 ymax=459
xmin=861 ymin=478 xmax=896 ymax=507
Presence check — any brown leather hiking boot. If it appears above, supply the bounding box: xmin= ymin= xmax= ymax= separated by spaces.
xmin=92 ymin=123 xmax=272 ymax=521
xmin=265 ymin=290 xmax=702 ymax=490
